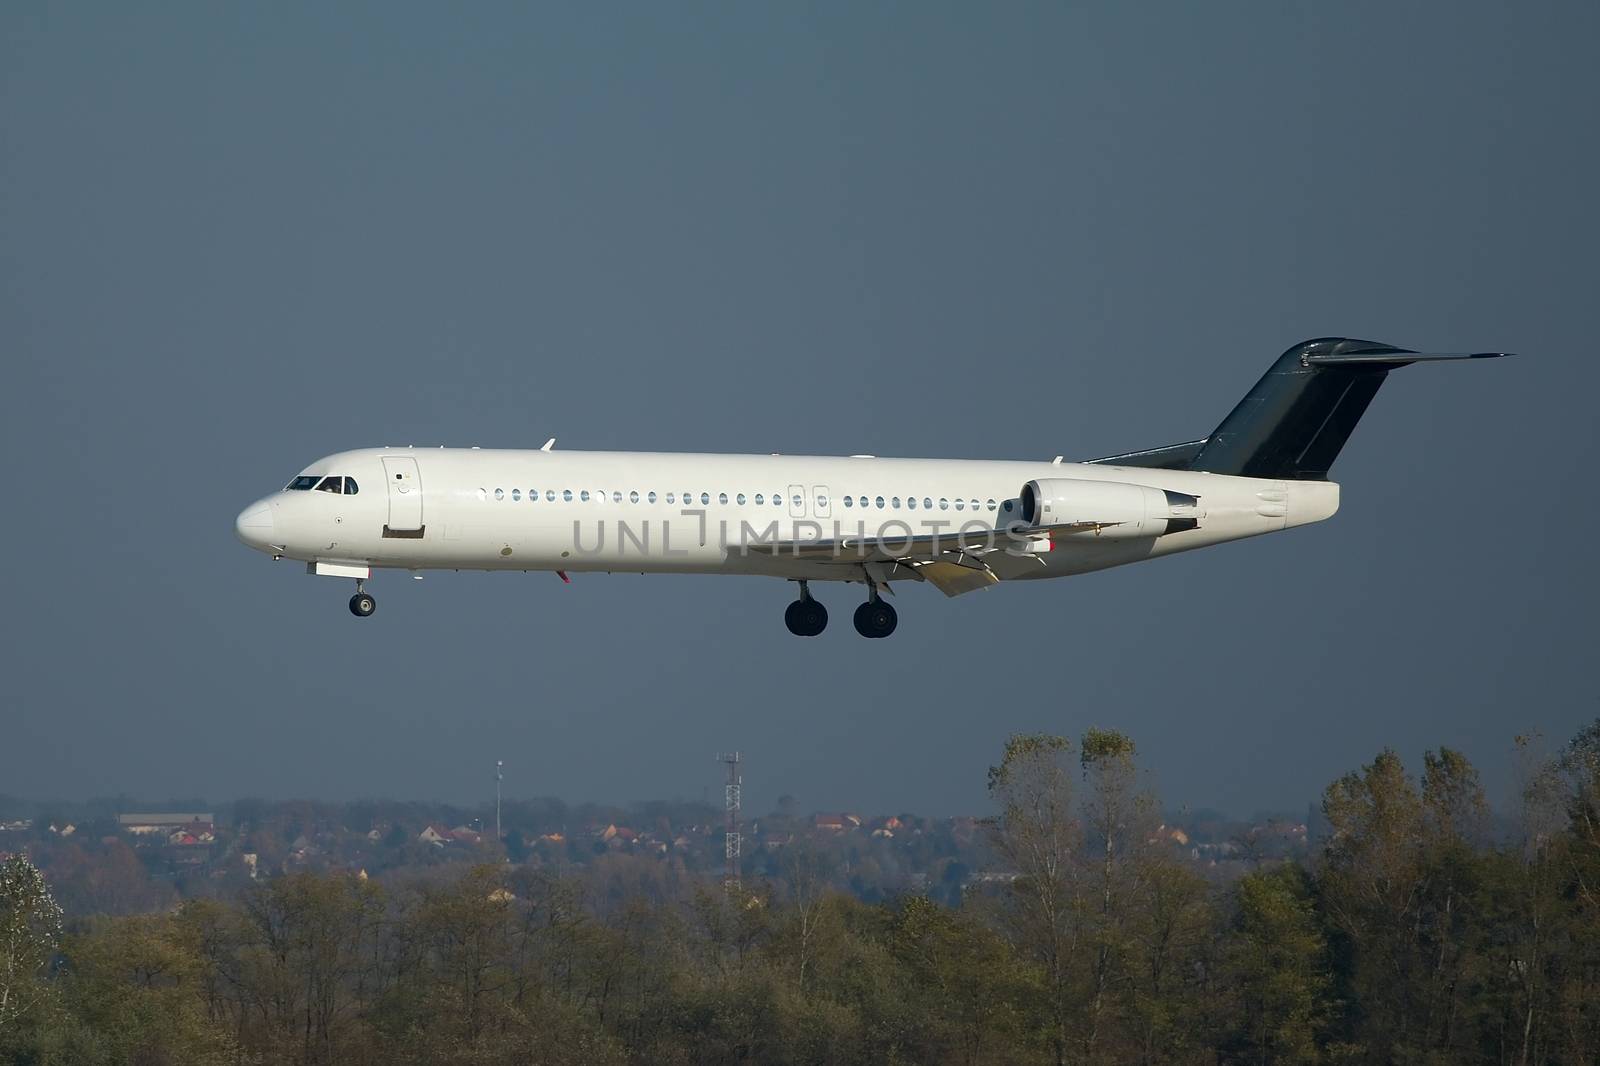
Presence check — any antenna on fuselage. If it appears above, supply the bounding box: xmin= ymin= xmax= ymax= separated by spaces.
xmin=541 ymin=438 xmax=556 ymax=451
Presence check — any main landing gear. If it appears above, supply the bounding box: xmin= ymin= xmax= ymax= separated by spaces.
xmin=783 ymin=581 xmax=899 ymax=638
xmin=784 ymin=581 xmax=828 ymax=637
xmin=349 ymin=580 xmax=376 ymax=618
xmin=853 ymin=589 xmax=897 ymax=639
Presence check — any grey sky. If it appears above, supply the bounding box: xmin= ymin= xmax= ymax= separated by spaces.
xmin=2 ymin=3 xmax=1595 ymax=818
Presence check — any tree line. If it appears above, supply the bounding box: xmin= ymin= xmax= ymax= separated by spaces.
xmin=2 ymin=720 xmax=1598 ymax=1065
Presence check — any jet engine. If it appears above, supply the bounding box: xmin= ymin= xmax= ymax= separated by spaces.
xmin=1018 ymin=479 xmax=1201 ymax=538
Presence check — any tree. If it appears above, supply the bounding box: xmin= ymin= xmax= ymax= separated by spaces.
xmin=1219 ymin=864 xmax=1331 ymax=1064
xmin=1077 ymin=727 xmax=1153 ymax=1064
xmin=1415 ymin=747 xmax=1490 ymax=1058
xmin=987 ymin=732 xmax=1077 ymax=1065
xmin=0 ymin=853 xmax=63 ymax=1037
xmin=1317 ymin=748 xmax=1429 ymax=1059
xmin=55 ymin=913 xmax=235 ymax=1065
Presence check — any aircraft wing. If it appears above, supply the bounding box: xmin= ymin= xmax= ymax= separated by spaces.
xmin=742 ymin=521 xmax=1112 ymax=596
xmin=742 ymin=521 xmax=1107 ymax=562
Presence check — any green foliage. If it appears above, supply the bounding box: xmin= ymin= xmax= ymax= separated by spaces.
xmin=1078 ymin=727 xmax=1136 ymax=768
xmin=1222 ymin=864 xmax=1331 ymax=1064
xmin=4 ymin=719 xmax=1600 ymax=1064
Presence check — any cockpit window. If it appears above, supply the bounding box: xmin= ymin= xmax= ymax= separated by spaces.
xmin=316 ymin=476 xmax=342 ymax=493
xmin=287 ymin=475 xmax=320 ymax=491
xmin=343 ymin=477 xmax=359 ymax=495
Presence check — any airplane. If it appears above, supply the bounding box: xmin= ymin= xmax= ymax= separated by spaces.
xmin=235 ymin=337 xmax=1505 ymax=637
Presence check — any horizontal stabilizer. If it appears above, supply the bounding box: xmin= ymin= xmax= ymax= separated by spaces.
xmin=1304 ymin=351 xmax=1511 ymax=367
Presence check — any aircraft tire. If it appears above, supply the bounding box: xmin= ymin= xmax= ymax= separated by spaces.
xmin=784 ymin=599 xmax=827 ymax=637
xmin=349 ymin=592 xmax=376 ymax=618
xmin=853 ymin=600 xmax=897 ymax=639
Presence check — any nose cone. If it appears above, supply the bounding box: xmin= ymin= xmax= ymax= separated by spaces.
xmin=234 ymin=501 xmax=276 ymax=551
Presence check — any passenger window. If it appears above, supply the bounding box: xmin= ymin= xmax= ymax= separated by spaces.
xmin=939 ymin=498 xmax=949 ymax=510
xmin=923 ymin=497 xmax=932 ymax=509
xmin=817 ymin=494 xmax=828 ymax=508
xmin=666 ymin=492 xmax=676 ymax=504
xmin=701 ymin=492 xmax=711 ymax=505
xmin=793 ymin=494 xmax=803 ymax=508
xmin=755 ymin=493 xmax=764 ymax=505
xmin=906 ymin=496 xmax=916 ymax=510
xmin=287 ymin=475 xmax=320 ymax=491
xmin=344 ymin=478 xmax=359 ymax=495
xmin=630 ymin=490 xmax=640 ymax=503
xmin=737 ymin=493 xmax=747 ymax=505
xmin=875 ymin=496 xmax=885 ymax=509
xmin=612 ymin=491 xmax=622 ymax=504
xmin=891 ymin=497 xmax=900 ymax=509
xmin=529 ymin=489 xmax=538 ymax=502
xmin=547 ymin=490 xmax=556 ymax=502
xmin=580 ymin=490 xmax=590 ymax=502
xmin=843 ymin=496 xmax=852 ymax=508
xmin=987 ymin=499 xmax=997 ymax=511
xmin=955 ymin=498 xmax=965 ymax=510
xmin=512 ymin=489 xmax=521 ymax=501
xmin=719 ymin=492 xmax=729 ymax=505
xmin=648 ymin=491 xmax=657 ymax=503
xmin=316 ymin=476 xmax=342 ymax=493
xmin=563 ymin=490 xmax=573 ymax=502
xmin=495 ymin=488 xmax=504 ymax=500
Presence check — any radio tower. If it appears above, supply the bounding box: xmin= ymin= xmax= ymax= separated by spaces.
xmin=718 ymin=752 xmax=742 ymax=889
xmin=495 ymin=760 xmax=504 ymax=843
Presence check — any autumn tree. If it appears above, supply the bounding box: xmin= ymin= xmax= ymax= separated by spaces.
xmin=987 ymin=731 xmax=1077 ymax=1065
xmin=1318 ymin=748 xmax=1429 ymax=1060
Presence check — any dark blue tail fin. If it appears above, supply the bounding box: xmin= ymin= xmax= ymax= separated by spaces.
xmin=1090 ymin=337 xmax=1507 ymax=481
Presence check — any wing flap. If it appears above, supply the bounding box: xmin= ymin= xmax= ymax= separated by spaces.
xmin=913 ymin=559 xmax=1001 ymax=597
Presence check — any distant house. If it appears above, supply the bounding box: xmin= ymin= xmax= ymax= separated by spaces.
xmin=814 ymin=814 xmax=848 ymax=831
xmin=418 ymin=825 xmax=451 ymax=846
xmin=168 ymin=824 xmax=215 ymax=847
xmin=120 ymin=813 xmax=215 ymax=837
xmin=449 ymin=826 xmax=483 ymax=845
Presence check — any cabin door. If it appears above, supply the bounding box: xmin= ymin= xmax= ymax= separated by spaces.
xmin=381 ymin=456 xmax=424 ymax=533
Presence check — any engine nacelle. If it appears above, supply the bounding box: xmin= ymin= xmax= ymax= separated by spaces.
xmin=1018 ymin=478 xmax=1201 ymax=539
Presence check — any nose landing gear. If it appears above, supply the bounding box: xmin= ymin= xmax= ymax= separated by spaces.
xmin=349 ymin=580 xmax=376 ymax=618
xmin=784 ymin=581 xmax=828 ymax=636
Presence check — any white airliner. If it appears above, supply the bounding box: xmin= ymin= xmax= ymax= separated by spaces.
xmin=235 ymin=338 xmax=1504 ymax=637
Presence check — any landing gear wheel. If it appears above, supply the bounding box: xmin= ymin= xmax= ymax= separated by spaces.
xmin=349 ymin=592 xmax=376 ymax=618
xmin=853 ymin=600 xmax=897 ymax=638
xmin=784 ymin=598 xmax=828 ymax=637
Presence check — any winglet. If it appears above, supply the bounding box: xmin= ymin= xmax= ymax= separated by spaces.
xmin=541 ymin=438 xmax=556 ymax=451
